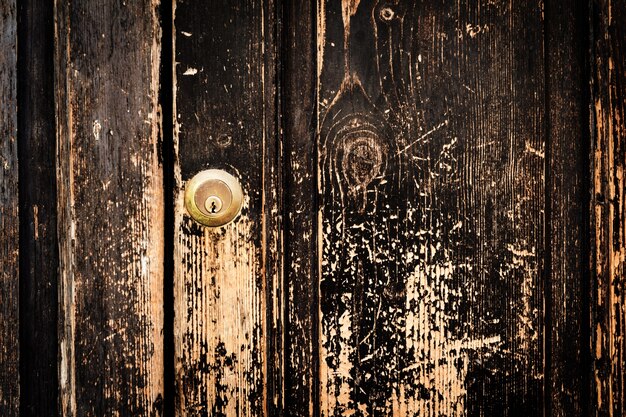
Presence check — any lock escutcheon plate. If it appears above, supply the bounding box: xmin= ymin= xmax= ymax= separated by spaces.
xmin=184 ymin=169 xmax=243 ymax=227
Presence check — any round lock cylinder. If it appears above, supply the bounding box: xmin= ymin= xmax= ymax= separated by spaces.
xmin=184 ymin=169 xmax=244 ymax=227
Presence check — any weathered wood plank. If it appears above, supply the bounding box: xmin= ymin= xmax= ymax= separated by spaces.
xmin=590 ymin=0 xmax=626 ymax=415
xmin=172 ymin=1 xmax=279 ymax=415
xmin=17 ymin=0 xmax=59 ymax=415
xmin=54 ymin=1 xmax=165 ymax=415
xmin=263 ymin=3 xmax=283 ymax=414
xmin=545 ymin=1 xmax=590 ymax=415
xmin=0 ymin=0 xmax=19 ymax=415
xmin=283 ymin=0 xmax=318 ymax=416
xmin=312 ymin=1 xmax=546 ymax=415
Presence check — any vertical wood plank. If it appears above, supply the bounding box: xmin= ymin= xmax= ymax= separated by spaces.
xmin=264 ymin=4 xmax=284 ymax=414
xmin=311 ymin=1 xmax=546 ymax=415
xmin=54 ymin=1 xmax=165 ymax=415
xmin=283 ymin=0 xmax=318 ymax=415
xmin=590 ymin=0 xmax=626 ymax=415
xmin=17 ymin=0 xmax=59 ymax=414
xmin=0 ymin=0 xmax=19 ymax=414
xmin=545 ymin=1 xmax=590 ymax=415
xmin=172 ymin=1 xmax=279 ymax=415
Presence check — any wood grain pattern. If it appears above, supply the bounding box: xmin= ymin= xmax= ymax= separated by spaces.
xmin=0 ymin=1 xmax=615 ymax=415
xmin=312 ymin=1 xmax=546 ymax=415
xmin=17 ymin=0 xmax=59 ymax=414
xmin=590 ymin=0 xmax=626 ymax=415
xmin=0 ymin=0 xmax=19 ymax=415
xmin=283 ymin=0 xmax=319 ymax=416
xmin=545 ymin=1 xmax=590 ymax=415
xmin=54 ymin=1 xmax=165 ymax=415
xmin=172 ymin=1 xmax=279 ymax=415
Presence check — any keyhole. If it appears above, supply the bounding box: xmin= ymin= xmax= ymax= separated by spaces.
xmin=204 ymin=195 xmax=223 ymax=215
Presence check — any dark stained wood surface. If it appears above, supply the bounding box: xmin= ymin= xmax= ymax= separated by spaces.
xmin=17 ymin=0 xmax=59 ymax=415
xmin=54 ymin=1 xmax=165 ymax=415
xmin=0 ymin=1 xmax=622 ymax=415
xmin=172 ymin=0 xmax=279 ymax=415
xmin=263 ymin=4 xmax=283 ymax=414
xmin=308 ymin=1 xmax=546 ymax=415
xmin=590 ymin=0 xmax=626 ymax=415
xmin=545 ymin=1 xmax=591 ymax=415
xmin=0 ymin=0 xmax=19 ymax=415
xmin=283 ymin=1 xmax=319 ymax=416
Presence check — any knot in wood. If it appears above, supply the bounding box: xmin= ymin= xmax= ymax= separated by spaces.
xmin=378 ymin=6 xmax=395 ymax=22
xmin=342 ymin=136 xmax=385 ymax=190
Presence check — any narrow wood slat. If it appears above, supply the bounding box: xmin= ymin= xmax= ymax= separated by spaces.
xmin=545 ymin=1 xmax=590 ymax=415
xmin=283 ymin=0 xmax=318 ymax=415
xmin=263 ymin=3 xmax=284 ymax=412
xmin=17 ymin=0 xmax=59 ymax=414
xmin=0 ymin=0 xmax=19 ymax=414
xmin=312 ymin=1 xmax=546 ymax=415
xmin=591 ymin=0 xmax=626 ymax=415
xmin=54 ymin=1 xmax=165 ymax=414
xmin=172 ymin=1 xmax=279 ymax=415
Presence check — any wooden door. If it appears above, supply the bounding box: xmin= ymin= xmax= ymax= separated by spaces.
xmin=1 ymin=0 xmax=625 ymax=416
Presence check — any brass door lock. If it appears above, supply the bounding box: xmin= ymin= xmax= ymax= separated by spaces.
xmin=184 ymin=169 xmax=243 ymax=227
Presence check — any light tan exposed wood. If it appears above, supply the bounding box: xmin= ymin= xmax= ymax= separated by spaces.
xmin=591 ymin=1 xmax=626 ymax=414
xmin=173 ymin=204 xmax=267 ymax=415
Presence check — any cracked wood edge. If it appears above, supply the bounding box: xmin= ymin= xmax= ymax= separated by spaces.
xmin=0 ymin=0 xmax=19 ymax=414
xmin=172 ymin=1 xmax=280 ymax=415
xmin=55 ymin=1 xmax=165 ymax=415
xmin=591 ymin=0 xmax=626 ymax=415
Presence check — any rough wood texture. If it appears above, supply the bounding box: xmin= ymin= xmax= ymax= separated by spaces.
xmin=17 ymin=0 xmax=59 ymax=415
xmin=310 ymin=1 xmax=546 ymax=415
xmin=0 ymin=1 xmax=614 ymax=415
xmin=590 ymin=0 xmax=626 ymax=415
xmin=172 ymin=1 xmax=279 ymax=415
xmin=54 ymin=1 xmax=165 ymax=415
xmin=283 ymin=1 xmax=319 ymax=416
xmin=0 ymin=0 xmax=19 ymax=415
xmin=546 ymin=1 xmax=590 ymax=415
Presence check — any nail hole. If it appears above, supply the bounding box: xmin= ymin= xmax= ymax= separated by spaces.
xmin=379 ymin=7 xmax=395 ymax=21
